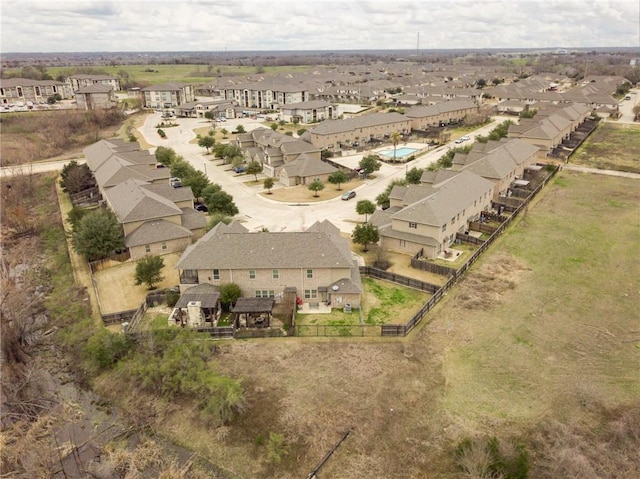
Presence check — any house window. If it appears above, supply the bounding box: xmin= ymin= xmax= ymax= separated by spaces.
xmin=161 ymin=242 xmax=167 ymax=250
xmin=145 ymin=245 xmax=151 ymax=253
xmin=272 ymin=269 xmax=279 ymax=279
xmin=255 ymin=290 xmax=275 ymax=298
xmin=442 ymin=224 xmax=446 ymax=232
xmin=212 ymin=269 xmax=219 ymax=280
xmin=304 ymin=289 xmax=318 ymax=299
xmin=400 ymin=240 xmax=406 ymax=247
xmin=249 ymin=270 xmax=256 ymax=279
xmin=409 ymin=222 xmax=417 ymax=229
xmin=17 ymin=87 xmax=23 ymax=97
xmin=451 ymin=217 xmax=455 ymax=225
xmin=306 ymin=269 xmax=313 ymax=279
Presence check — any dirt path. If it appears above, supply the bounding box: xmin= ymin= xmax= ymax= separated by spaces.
xmin=562 ymin=164 xmax=640 ymax=179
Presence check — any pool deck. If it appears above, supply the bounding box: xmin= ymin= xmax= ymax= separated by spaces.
xmin=376 ymin=142 xmax=430 ymax=161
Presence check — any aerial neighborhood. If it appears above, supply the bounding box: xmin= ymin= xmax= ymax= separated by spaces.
xmin=2 ymin=25 xmax=639 ymax=477
xmin=1 ymin=54 xmax=635 ymax=338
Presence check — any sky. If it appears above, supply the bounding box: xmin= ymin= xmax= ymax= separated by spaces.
xmin=1 ymin=0 xmax=639 ymax=53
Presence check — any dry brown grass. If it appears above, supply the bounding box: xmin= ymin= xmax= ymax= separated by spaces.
xmin=570 ymin=122 xmax=640 ymax=173
xmin=120 ymin=171 xmax=640 ymax=479
xmin=454 ymin=253 xmax=530 ymax=310
xmin=260 ymin=178 xmax=364 ymax=202
xmin=0 ymin=109 xmax=127 ymax=166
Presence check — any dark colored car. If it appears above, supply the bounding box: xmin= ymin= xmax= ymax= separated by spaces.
xmin=233 ymin=165 xmax=246 ymax=173
xmin=194 ymin=203 xmax=208 ymax=212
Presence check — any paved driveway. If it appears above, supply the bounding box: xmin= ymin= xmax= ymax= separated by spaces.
xmin=137 ymin=112 xmax=502 ymax=234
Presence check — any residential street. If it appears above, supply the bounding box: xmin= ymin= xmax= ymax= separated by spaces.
xmin=136 ymin=112 xmax=503 ymax=234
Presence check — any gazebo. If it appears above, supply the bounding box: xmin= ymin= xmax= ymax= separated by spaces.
xmin=231 ymin=297 xmax=275 ymax=329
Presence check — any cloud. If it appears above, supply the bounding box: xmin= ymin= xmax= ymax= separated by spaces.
xmin=1 ymin=0 xmax=638 ymax=52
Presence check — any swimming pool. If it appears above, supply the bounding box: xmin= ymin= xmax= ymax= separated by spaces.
xmin=379 ymin=147 xmax=418 ymax=159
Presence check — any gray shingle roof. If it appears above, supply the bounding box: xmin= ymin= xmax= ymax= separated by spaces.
xmin=309 ymin=112 xmax=410 ymax=135
xmin=175 ymin=221 xmax=354 ymax=271
xmin=404 ymin=99 xmax=477 ymax=118
xmin=175 ymin=283 xmax=220 ymax=309
xmin=391 ymin=170 xmax=494 ymax=227
xmin=125 ymin=219 xmax=193 ymax=247
xmin=75 ymin=84 xmax=113 ymax=94
xmin=105 ymin=179 xmax=182 ymax=223
xmin=282 ymin=155 xmax=337 ymax=177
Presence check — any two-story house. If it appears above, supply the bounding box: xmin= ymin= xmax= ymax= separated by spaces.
xmin=103 ymin=179 xmax=205 ymax=259
xmin=303 ymin=111 xmax=412 ymax=151
xmin=452 ymin=138 xmax=540 ymax=197
xmin=373 ymin=169 xmax=495 ymax=259
xmin=235 ymin=128 xmax=326 ymax=181
xmin=404 ymin=99 xmax=479 ymax=130
xmin=175 ymin=220 xmax=362 ymax=308
xmin=83 ymin=138 xmax=206 ymax=259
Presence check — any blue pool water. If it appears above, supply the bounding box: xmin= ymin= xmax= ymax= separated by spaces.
xmin=380 ymin=147 xmax=418 ymax=159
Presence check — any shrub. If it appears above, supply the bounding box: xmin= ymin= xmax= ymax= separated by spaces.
xmin=455 ymin=436 xmax=529 ymax=479
xmin=266 ymin=432 xmax=289 ymax=464
xmin=82 ymin=328 xmax=132 ymax=374
xmin=165 ymin=290 xmax=180 ymax=307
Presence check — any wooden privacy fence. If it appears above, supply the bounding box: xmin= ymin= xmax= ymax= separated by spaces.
xmin=359 ymin=266 xmax=441 ymax=293
xmin=102 ymin=308 xmax=138 ymax=326
xmin=410 ymin=252 xmax=457 ymax=277
xmin=380 ymin=165 xmax=559 ymax=337
xmin=108 ymin=166 xmax=558 ymax=338
xmin=468 ymin=221 xmax=498 ymax=234
xmin=89 ymin=251 xmax=131 ymax=273
xmin=456 ymin=232 xmax=485 ymax=246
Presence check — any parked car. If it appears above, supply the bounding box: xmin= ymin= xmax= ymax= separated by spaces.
xmin=233 ymin=165 xmax=246 ymax=173
xmin=461 ymin=135 xmax=471 ymax=141
xmin=170 ymin=177 xmax=182 ymax=188
xmin=194 ymin=203 xmax=208 ymax=212
xmin=455 ymin=138 xmax=464 ymax=144
xmin=341 ymin=190 xmax=356 ymax=201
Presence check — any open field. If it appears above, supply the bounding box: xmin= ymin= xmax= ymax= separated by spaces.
xmin=570 ymin=122 xmax=640 ymax=173
xmin=99 ymin=170 xmax=640 ymax=478
xmin=10 ymin=64 xmax=314 ymax=87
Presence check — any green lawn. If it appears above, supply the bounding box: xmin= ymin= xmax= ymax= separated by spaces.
xmin=295 ymin=278 xmax=432 ymax=328
xmin=9 ymin=64 xmax=313 ymax=87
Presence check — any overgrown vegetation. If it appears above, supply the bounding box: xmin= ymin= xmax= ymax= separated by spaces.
xmin=455 ymin=436 xmax=529 ymax=479
xmin=114 ymin=329 xmax=246 ymax=426
xmin=0 ymin=109 xmax=126 ymax=166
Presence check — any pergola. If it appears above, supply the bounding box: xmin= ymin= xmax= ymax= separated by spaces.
xmin=231 ymin=297 xmax=275 ymax=329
